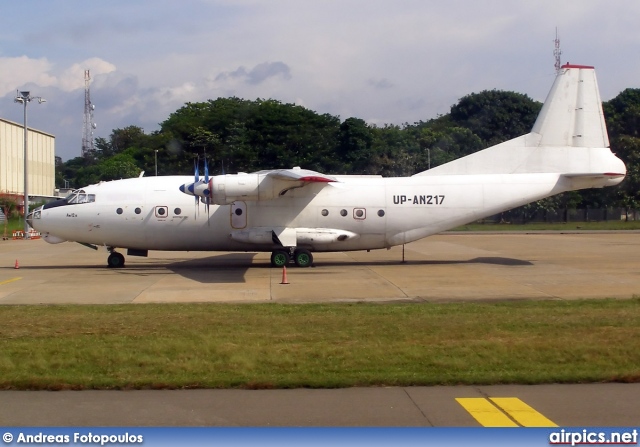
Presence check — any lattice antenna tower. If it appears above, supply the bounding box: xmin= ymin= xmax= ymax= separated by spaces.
xmin=554 ymin=27 xmax=562 ymax=74
xmin=82 ymin=69 xmax=97 ymax=157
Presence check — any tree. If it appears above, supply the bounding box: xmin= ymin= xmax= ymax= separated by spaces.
xmin=603 ymin=90 xmax=640 ymax=215
xmin=450 ymin=90 xmax=542 ymax=146
xmin=337 ymin=118 xmax=374 ymax=173
xmin=96 ymin=152 xmax=142 ymax=181
xmin=603 ymin=88 xmax=640 ymax=139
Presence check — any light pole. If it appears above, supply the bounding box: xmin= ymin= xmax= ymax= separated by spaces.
xmin=155 ymin=150 xmax=158 ymax=176
xmin=14 ymin=91 xmax=46 ymax=239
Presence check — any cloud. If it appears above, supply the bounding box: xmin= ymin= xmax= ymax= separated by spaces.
xmin=0 ymin=56 xmax=56 ymax=96
xmin=58 ymin=58 xmax=117 ymax=92
xmin=0 ymin=56 xmax=117 ymax=96
xmin=368 ymin=78 xmax=394 ymax=90
xmin=2 ymin=0 xmax=640 ymax=162
xmin=215 ymin=61 xmax=292 ymax=85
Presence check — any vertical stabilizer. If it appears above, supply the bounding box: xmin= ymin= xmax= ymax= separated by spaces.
xmin=414 ymin=63 xmax=623 ymax=178
xmin=531 ymin=64 xmax=609 ymax=148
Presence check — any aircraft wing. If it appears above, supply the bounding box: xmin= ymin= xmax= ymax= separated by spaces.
xmin=257 ymin=167 xmax=338 ymax=183
xmin=182 ymin=167 xmax=338 ymax=205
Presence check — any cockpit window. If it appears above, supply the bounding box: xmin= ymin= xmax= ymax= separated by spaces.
xmin=65 ymin=189 xmax=96 ymax=204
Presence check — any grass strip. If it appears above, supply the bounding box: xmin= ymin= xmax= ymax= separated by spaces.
xmin=452 ymin=221 xmax=640 ymax=231
xmin=0 ymin=299 xmax=638 ymax=390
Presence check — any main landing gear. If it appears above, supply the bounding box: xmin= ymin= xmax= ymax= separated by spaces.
xmin=270 ymin=248 xmax=313 ymax=268
xmin=104 ymin=247 xmax=311 ymax=269
xmin=107 ymin=249 xmax=125 ymax=268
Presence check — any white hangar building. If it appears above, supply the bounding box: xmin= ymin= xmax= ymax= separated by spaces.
xmin=0 ymin=117 xmax=56 ymax=210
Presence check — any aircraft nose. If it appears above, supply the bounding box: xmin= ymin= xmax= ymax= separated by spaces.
xmin=26 ymin=206 xmax=42 ymax=227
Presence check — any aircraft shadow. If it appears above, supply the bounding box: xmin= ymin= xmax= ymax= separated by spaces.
xmin=163 ymin=255 xmax=533 ymax=284
xmin=165 ymin=253 xmax=257 ymax=283
xmin=0 ymin=255 xmax=531 ymax=285
xmin=312 ymin=256 xmax=533 ymax=267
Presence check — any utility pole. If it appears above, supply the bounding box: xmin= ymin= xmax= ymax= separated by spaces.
xmin=14 ymin=91 xmax=46 ymax=238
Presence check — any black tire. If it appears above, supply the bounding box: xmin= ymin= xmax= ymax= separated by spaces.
xmin=270 ymin=250 xmax=290 ymax=268
xmin=294 ymin=249 xmax=313 ymax=267
xmin=107 ymin=252 xmax=125 ymax=268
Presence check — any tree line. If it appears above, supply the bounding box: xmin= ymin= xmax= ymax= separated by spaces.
xmin=56 ymin=87 xmax=640 ymax=216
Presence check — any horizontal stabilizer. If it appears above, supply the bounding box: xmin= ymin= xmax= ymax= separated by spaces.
xmin=563 ymin=172 xmax=625 ymax=179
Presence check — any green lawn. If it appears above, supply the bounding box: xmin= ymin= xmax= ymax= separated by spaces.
xmin=452 ymin=221 xmax=640 ymax=231
xmin=0 ymin=300 xmax=638 ymax=390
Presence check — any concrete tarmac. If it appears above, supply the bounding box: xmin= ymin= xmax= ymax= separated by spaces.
xmin=1 ymin=232 xmax=640 ymax=304
xmin=1 ymin=233 xmax=639 ymax=426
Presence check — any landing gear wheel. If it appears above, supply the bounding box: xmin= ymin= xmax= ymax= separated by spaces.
xmin=270 ymin=250 xmax=290 ymax=268
xmin=294 ymin=249 xmax=313 ymax=267
xmin=107 ymin=252 xmax=125 ymax=268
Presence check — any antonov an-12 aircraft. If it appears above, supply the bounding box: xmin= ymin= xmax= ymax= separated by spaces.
xmin=28 ymin=64 xmax=626 ymax=268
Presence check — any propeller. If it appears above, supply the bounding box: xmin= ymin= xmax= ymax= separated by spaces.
xmin=203 ymin=157 xmax=211 ymax=224
xmin=178 ymin=154 xmax=213 ymax=223
xmin=193 ymin=157 xmax=200 ymax=218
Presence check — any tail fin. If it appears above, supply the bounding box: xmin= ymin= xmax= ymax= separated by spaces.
xmin=531 ymin=64 xmax=609 ymax=148
xmin=415 ymin=64 xmax=623 ymax=178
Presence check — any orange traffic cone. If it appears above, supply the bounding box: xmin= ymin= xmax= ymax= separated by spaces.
xmin=14 ymin=259 xmax=19 ymax=269
xmin=280 ymin=266 xmax=289 ymax=284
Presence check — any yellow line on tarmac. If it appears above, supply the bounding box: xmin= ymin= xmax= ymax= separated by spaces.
xmin=490 ymin=397 xmax=558 ymax=427
xmin=0 ymin=277 xmax=22 ymax=286
xmin=455 ymin=398 xmax=518 ymax=427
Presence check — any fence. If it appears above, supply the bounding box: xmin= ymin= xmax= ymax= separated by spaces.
xmin=480 ymin=208 xmax=640 ymax=224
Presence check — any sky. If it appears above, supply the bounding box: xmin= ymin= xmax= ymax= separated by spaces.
xmin=1 ymin=0 xmax=639 ymax=161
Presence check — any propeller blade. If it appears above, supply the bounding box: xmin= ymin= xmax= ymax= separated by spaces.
xmin=204 ymin=158 xmax=210 ymax=224
xmin=194 ymin=158 xmax=199 ymax=218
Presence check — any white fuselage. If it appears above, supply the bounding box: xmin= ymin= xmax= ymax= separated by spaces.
xmin=29 ymin=170 xmax=602 ymax=253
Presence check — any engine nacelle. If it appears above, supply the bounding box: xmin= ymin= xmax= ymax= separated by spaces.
xmin=209 ymin=173 xmax=284 ymax=205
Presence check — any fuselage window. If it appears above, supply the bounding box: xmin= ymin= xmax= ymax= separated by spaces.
xmin=340 ymin=209 xmax=347 ymax=217
xmin=174 ymin=208 xmax=181 ymax=215
xmin=116 ymin=208 xmax=123 ymax=215
xmin=378 ymin=209 xmax=385 ymax=217
xmin=321 ymin=209 xmax=329 ymax=216
xmin=135 ymin=207 xmax=142 ymax=214
xmin=354 ymin=208 xmax=366 ymax=219
xmin=157 ymin=207 xmax=166 ymax=216
xmin=235 ymin=208 xmax=243 ymax=216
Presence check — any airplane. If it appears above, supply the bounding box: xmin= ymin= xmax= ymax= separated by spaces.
xmin=27 ymin=64 xmax=626 ymax=268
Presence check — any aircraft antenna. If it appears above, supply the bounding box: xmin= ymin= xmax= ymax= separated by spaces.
xmin=554 ymin=27 xmax=562 ymax=74
xmin=82 ymin=69 xmax=97 ymax=157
